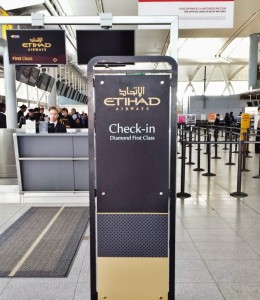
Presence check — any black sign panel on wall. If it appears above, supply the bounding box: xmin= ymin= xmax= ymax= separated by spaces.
xmin=95 ymin=75 xmax=170 ymax=213
xmin=6 ymin=30 xmax=66 ymax=65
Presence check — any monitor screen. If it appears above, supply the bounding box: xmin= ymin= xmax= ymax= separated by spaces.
xmin=36 ymin=73 xmax=51 ymax=91
xmin=16 ymin=66 xmax=32 ymax=84
xmin=46 ymin=77 xmax=55 ymax=92
xmin=76 ymin=30 xmax=135 ymax=64
xmin=247 ymin=101 xmax=253 ymax=107
xmin=253 ymin=100 xmax=259 ymax=106
xmin=27 ymin=67 xmax=40 ymax=87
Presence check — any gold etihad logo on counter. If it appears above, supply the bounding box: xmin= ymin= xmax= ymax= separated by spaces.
xmin=22 ymin=37 xmax=52 ymax=52
xmin=104 ymin=86 xmax=161 ymax=111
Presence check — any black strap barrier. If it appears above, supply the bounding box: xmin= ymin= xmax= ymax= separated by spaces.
xmin=202 ymin=134 xmax=216 ymax=177
xmin=230 ymin=140 xmax=248 ymax=197
xmin=177 ymin=139 xmax=191 ymax=198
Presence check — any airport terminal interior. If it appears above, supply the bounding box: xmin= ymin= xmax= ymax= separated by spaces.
xmin=1 ymin=0 xmax=260 ymax=299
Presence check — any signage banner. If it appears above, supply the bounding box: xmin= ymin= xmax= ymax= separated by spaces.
xmin=95 ymin=75 xmax=170 ymax=213
xmin=208 ymin=112 xmax=216 ymax=123
xmin=187 ymin=114 xmax=196 ymax=125
xmin=95 ymin=74 xmax=171 ymax=299
xmin=177 ymin=114 xmax=187 ymax=124
xmin=240 ymin=113 xmax=251 ymax=140
xmin=6 ymin=30 xmax=66 ymax=65
xmin=138 ymin=0 xmax=234 ymax=29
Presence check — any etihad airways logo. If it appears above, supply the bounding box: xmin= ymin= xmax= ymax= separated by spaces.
xmin=22 ymin=37 xmax=51 ymax=52
xmin=103 ymin=86 xmax=161 ymax=111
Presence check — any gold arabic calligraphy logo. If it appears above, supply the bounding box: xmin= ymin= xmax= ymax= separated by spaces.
xmin=22 ymin=37 xmax=51 ymax=52
xmin=104 ymin=86 xmax=161 ymax=111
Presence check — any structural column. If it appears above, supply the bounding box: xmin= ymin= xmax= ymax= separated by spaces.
xmin=1 ymin=41 xmax=17 ymax=128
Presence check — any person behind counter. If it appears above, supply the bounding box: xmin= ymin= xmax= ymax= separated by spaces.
xmin=17 ymin=104 xmax=27 ymax=124
xmin=48 ymin=106 xmax=67 ymax=133
xmin=0 ymin=103 xmax=6 ymax=128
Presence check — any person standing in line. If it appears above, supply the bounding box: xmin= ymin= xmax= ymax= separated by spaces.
xmin=17 ymin=104 xmax=27 ymax=124
xmin=0 ymin=103 xmax=6 ymax=128
xmin=254 ymin=107 xmax=260 ymax=153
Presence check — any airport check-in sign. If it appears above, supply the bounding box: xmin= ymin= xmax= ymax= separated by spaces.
xmin=95 ymin=74 xmax=171 ymax=299
xmin=95 ymin=75 xmax=170 ymax=213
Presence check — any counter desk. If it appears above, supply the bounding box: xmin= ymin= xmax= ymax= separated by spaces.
xmin=13 ymin=133 xmax=89 ymax=194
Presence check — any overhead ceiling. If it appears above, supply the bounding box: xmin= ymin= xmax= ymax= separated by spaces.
xmin=2 ymin=0 xmax=260 ymax=89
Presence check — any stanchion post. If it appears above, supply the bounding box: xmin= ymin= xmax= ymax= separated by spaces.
xmin=230 ymin=140 xmax=248 ymax=197
xmin=202 ymin=134 xmax=216 ymax=177
xmin=177 ymin=140 xmax=191 ymax=198
xmin=193 ymin=127 xmax=204 ymax=172
xmin=212 ymin=126 xmax=221 ymax=159
xmin=186 ymin=126 xmax=195 ymax=165
xmin=241 ymin=133 xmax=250 ymax=172
xmin=223 ymin=127 xmax=229 ymax=150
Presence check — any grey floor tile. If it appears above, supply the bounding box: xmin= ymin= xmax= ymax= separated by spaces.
xmin=176 ymin=228 xmax=193 ymax=243
xmin=204 ymin=260 xmax=260 ymax=283
xmin=182 ymin=217 xmax=230 ymax=229
xmin=234 ymin=227 xmax=260 ymax=243
xmin=175 ymin=260 xmax=214 ymax=283
xmin=0 ymin=281 xmax=77 ymax=300
xmin=175 ymin=243 xmax=201 ymax=260
xmin=175 ymin=283 xmax=224 ymax=300
xmin=177 ymin=208 xmax=219 ymax=219
xmin=224 ymin=217 xmax=260 ymax=229
xmin=186 ymin=228 xmax=244 ymax=243
xmin=0 ymin=279 xmax=11 ymax=295
xmin=73 ymin=282 xmax=90 ymax=300
xmin=217 ymin=283 xmax=260 ymax=300
xmin=194 ymin=242 xmax=259 ymax=259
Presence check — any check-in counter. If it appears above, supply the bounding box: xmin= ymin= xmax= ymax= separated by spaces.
xmin=13 ymin=133 xmax=89 ymax=193
xmin=0 ymin=129 xmax=17 ymax=178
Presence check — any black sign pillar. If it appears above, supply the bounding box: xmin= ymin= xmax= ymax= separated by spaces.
xmin=88 ymin=56 xmax=177 ymax=300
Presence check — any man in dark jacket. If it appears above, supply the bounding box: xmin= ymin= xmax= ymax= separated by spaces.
xmin=48 ymin=106 xmax=67 ymax=133
xmin=17 ymin=104 xmax=27 ymax=124
xmin=0 ymin=103 xmax=6 ymax=128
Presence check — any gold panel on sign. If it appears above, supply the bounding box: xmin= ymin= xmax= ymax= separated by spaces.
xmin=98 ymin=257 xmax=168 ymax=300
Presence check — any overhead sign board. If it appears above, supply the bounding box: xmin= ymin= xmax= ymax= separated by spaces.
xmin=6 ymin=30 xmax=66 ymax=65
xmin=138 ymin=0 xmax=234 ymax=29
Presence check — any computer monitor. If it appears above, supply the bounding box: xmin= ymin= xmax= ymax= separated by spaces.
xmin=36 ymin=73 xmax=51 ymax=91
xmin=247 ymin=101 xmax=253 ymax=107
xmin=27 ymin=67 xmax=40 ymax=87
xmin=46 ymin=77 xmax=55 ymax=92
xmin=16 ymin=66 xmax=32 ymax=84
xmin=76 ymin=30 xmax=135 ymax=64
xmin=253 ymin=100 xmax=258 ymax=106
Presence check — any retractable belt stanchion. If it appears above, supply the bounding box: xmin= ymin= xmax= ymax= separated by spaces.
xmin=225 ymin=133 xmax=236 ymax=166
xmin=233 ymin=133 xmax=239 ymax=153
xmin=223 ymin=127 xmax=229 ymax=150
xmin=241 ymin=132 xmax=250 ymax=172
xmin=177 ymin=139 xmax=191 ymax=198
xmin=202 ymin=134 xmax=216 ymax=177
xmin=230 ymin=139 xmax=248 ymax=197
xmin=211 ymin=126 xmax=221 ymax=159
xmin=193 ymin=126 xmax=204 ymax=172
xmin=203 ymin=127 xmax=209 ymax=154
xmin=186 ymin=126 xmax=195 ymax=165
xmin=253 ymin=149 xmax=260 ymax=179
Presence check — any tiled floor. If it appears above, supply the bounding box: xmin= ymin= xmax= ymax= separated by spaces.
xmin=0 ymin=139 xmax=260 ymax=299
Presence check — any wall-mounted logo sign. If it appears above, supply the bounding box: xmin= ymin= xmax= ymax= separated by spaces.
xmin=6 ymin=30 xmax=66 ymax=65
